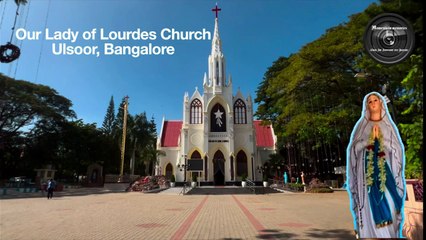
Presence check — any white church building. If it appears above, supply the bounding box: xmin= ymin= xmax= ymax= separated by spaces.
xmin=157 ymin=10 xmax=277 ymax=185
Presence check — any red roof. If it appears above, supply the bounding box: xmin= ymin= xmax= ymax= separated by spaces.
xmin=254 ymin=120 xmax=275 ymax=147
xmin=160 ymin=121 xmax=182 ymax=147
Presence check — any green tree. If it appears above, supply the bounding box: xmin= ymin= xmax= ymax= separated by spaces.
xmin=0 ymin=75 xmax=75 ymax=178
xmin=255 ymin=0 xmax=423 ymax=180
xmin=111 ymin=97 xmax=160 ymax=175
xmin=399 ymin=55 xmax=423 ymax=179
xmin=0 ymin=74 xmax=75 ymax=137
xmin=255 ymin=56 xmax=290 ymax=123
xmin=127 ymin=114 xmax=160 ymax=175
xmin=101 ymin=95 xmax=115 ymax=135
xmin=60 ymin=120 xmax=120 ymax=178
xmin=23 ymin=119 xmax=120 ymax=180
xmin=112 ymin=97 xmax=127 ymax=140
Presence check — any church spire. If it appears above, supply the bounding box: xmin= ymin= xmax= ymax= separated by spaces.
xmin=208 ymin=3 xmax=226 ymax=92
xmin=211 ymin=4 xmax=222 ymax=55
xmin=211 ymin=18 xmax=222 ymax=55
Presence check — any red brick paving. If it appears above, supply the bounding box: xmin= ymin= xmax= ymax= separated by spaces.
xmin=136 ymin=223 xmax=167 ymax=228
xmin=232 ymin=195 xmax=265 ymax=232
xmin=170 ymin=196 xmax=209 ymax=240
xmin=278 ymin=222 xmax=312 ymax=228
xmin=1 ymin=189 xmax=355 ymax=239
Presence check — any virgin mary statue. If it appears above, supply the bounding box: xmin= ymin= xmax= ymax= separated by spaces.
xmin=347 ymin=92 xmax=406 ymax=238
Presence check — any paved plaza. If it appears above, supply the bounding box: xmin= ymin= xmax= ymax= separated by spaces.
xmin=1 ymin=187 xmax=355 ymax=240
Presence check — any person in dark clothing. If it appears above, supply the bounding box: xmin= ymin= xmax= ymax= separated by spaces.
xmin=47 ymin=179 xmax=56 ymax=199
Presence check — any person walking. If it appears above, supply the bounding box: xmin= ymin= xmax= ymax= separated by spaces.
xmin=47 ymin=179 xmax=56 ymax=199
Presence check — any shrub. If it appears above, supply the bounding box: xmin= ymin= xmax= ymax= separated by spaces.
xmin=192 ymin=174 xmax=197 ymax=182
xmin=288 ymin=183 xmax=305 ymax=191
xmin=150 ymin=176 xmax=158 ymax=184
xmin=305 ymin=178 xmax=333 ymax=193
xmin=308 ymin=178 xmax=330 ymax=188
xmin=170 ymin=175 xmax=175 ymax=182
xmin=241 ymin=173 xmax=247 ymax=181
xmin=306 ymin=187 xmax=334 ymax=193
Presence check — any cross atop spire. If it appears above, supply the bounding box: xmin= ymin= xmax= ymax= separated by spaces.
xmin=209 ymin=2 xmax=225 ymax=88
xmin=212 ymin=3 xmax=221 ymax=19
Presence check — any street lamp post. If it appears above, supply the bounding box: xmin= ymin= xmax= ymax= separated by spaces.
xmin=178 ymin=154 xmax=188 ymax=182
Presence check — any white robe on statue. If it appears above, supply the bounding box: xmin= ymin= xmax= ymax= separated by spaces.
xmin=347 ymin=92 xmax=406 ymax=239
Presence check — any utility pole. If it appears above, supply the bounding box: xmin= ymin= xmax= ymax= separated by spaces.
xmin=130 ymin=138 xmax=137 ymax=176
xmin=119 ymin=96 xmax=129 ymax=182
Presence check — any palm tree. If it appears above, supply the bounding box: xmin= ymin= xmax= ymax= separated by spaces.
xmin=126 ymin=113 xmax=160 ymax=176
xmin=141 ymin=145 xmax=166 ymax=176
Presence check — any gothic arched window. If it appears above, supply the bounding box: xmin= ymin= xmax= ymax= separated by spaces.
xmin=234 ymin=99 xmax=247 ymax=124
xmin=191 ymin=151 xmax=202 ymax=159
xmin=221 ymin=61 xmax=224 ymax=84
xmin=216 ymin=61 xmax=220 ymax=85
xmin=190 ymin=99 xmax=203 ymax=124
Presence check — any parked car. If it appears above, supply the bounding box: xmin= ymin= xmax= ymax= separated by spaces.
xmin=7 ymin=176 xmax=33 ymax=187
xmin=9 ymin=176 xmax=27 ymax=182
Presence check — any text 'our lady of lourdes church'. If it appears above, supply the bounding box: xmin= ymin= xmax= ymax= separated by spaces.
xmin=156 ymin=5 xmax=277 ymax=185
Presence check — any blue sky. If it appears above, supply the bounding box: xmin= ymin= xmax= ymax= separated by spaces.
xmin=1 ymin=0 xmax=377 ymax=133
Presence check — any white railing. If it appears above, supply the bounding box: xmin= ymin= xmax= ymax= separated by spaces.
xmin=246 ymin=179 xmax=256 ymax=194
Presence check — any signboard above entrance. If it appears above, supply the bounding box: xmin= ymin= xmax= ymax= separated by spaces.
xmin=187 ymin=159 xmax=203 ymax=171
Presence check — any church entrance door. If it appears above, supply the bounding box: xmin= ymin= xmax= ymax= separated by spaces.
xmin=214 ymin=159 xmax=225 ymax=185
xmin=213 ymin=150 xmax=225 ymax=186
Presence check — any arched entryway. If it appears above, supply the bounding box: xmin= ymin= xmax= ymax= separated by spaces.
xmin=190 ymin=151 xmax=202 ymax=181
xmin=165 ymin=163 xmax=173 ymax=179
xmin=236 ymin=150 xmax=248 ymax=178
xmin=213 ymin=150 xmax=225 ymax=185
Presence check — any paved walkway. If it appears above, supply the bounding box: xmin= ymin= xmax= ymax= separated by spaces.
xmin=0 ymin=187 xmax=356 ymax=240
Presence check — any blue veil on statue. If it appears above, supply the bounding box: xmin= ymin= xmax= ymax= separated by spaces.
xmin=346 ymin=92 xmax=406 ymax=239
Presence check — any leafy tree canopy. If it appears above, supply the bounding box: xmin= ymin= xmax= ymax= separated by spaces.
xmin=255 ymin=0 xmax=423 ymax=178
xmin=0 ymin=74 xmax=75 ymax=138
